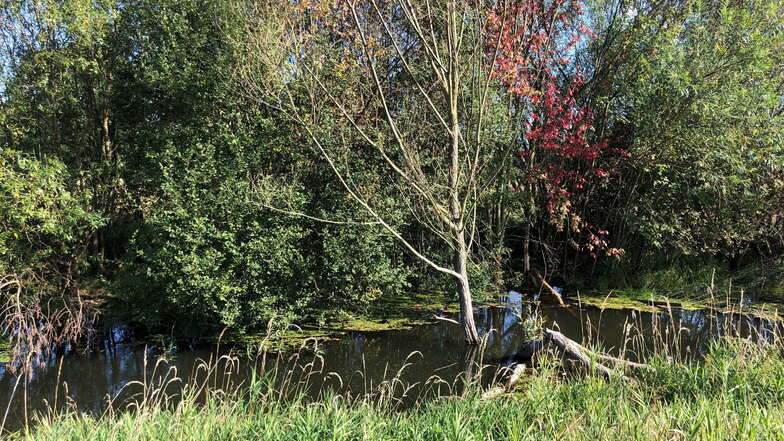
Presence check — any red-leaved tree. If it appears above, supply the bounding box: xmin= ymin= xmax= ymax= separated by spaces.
xmin=486 ymin=0 xmax=624 ymax=290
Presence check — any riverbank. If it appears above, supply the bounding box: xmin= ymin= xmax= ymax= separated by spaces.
xmin=3 ymin=267 xmax=783 ymax=437
xmin=254 ymin=266 xmax=784 ymax=354
xmin=51 ymin=261 xmax=783 ymax=357
xmin=11 ymin=337 xmax=784 ymax=441
xmin=567 ymin=260 xmax=784 ymax=322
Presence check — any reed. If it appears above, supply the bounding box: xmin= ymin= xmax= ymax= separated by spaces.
xmin=10 ymin=335 xmax=784 ymax=441
xmin=7 ymin=296 xmax=784 ymax=440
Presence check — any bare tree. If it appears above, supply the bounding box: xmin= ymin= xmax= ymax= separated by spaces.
xmin=235 ymin=0 xmax=513 ymax=344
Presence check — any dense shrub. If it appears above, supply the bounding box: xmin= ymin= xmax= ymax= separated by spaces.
xmin=0 ymin=149 xmax=102 ymax=294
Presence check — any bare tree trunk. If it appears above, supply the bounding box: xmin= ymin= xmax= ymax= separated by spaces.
xmin=101 ymin=111 xmax=112 ymax=162
xmin=445 ymin=1 xmax=480 ymax=345
xmin=456 ymin=232 xmax=480 ymax=344
xmin=238 ymin=0 xmax=501 ymax=345
xmin=461 ymin=342 xmax=480 ymax=394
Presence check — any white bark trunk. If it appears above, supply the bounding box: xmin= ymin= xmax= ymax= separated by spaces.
xmin=455 ymin=233 xmax=480 ymax=344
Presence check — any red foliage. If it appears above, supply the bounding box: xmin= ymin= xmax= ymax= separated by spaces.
xmin=486 ymin=0 xmax=625 ymax=258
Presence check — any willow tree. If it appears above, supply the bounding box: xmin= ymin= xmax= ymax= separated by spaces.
xmin=236 ymin=0 xmax=526 ymax=343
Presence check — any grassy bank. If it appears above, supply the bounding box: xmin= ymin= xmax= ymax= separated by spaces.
xmin=11 ymin=337 xmax=784 ymax=441
xmin=577 ymin=259 xmax=784 ymax=320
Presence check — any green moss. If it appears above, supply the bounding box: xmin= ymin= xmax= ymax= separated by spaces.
xmin=0 ymin=340 xmax=11 ymax=363
xmin=573 ymin=292 xmax=662 ymax=313
xmin=243 ymin=329 xmax=341 ymax=353
xmin=332 ymin=290 xmax=504 ymax=333
xmin=575 ymin=289 xmax=784 ymax=321
xmin=229 ymin=290 xmax=503 ymax=352
xmin=335 ymin=291 xmax=459 ymax=331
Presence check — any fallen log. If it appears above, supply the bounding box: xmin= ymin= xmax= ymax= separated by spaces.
xmin=483 ymin=330 xmax=651 ymax=399
xmin=512 ymin=329 xmax=650 ymax=380
xmin=543 ymin=329 xmax=617 ymax=379
xmin=512 ymin=339 xmax=545 ymax=361
xmin=481 ymin=363 xmax=527 ymax=400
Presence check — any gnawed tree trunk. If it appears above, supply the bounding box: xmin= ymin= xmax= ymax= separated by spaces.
xmin=543 ymin=329 xmax=617 ymax=379
xmin=461 ymin=343 xmax=481 ymax=395
xmin=528 ymin=269 xmax=566 ymax=306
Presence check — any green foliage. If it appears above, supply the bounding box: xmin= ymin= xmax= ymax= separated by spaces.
xmin=101 ymin=0 xmax=410 ymax=334
xmin=1 ymin=0 xmax=783 ymax=337
xmin=0 ymin=149 xmax=102 ymax=293
xmin=1 ymin=0 xmax=412 ymax=335
xmin=590 ymin=0 xmax=784 ymax=258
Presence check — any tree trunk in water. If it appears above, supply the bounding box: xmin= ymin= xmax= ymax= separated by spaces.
xmin=529 ymin=268 xmax=566 ymax=306
xmin=462 ymin=343 xmax=480 ymax=394
xmin=444 ymin=9 xmax=479 ymax=345
xmin=456 ymin=234 xmax=481 ymax=345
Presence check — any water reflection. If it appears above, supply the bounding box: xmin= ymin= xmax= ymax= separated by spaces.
xmin=0 ymin=292 xmax=781 ymax=431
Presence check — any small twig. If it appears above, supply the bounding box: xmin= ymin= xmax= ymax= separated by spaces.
xmin=259 ymin=203 xmax=382 ymax=226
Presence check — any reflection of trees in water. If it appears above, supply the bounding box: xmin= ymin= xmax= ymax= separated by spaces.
xmin=536 ymin=302 xmax=784 ymax=362
xmin=679 ymin=309 xmax=708 ymax=332
xmin=673 ymin=309 xmax=782 ymax=357
xmin=349 ymin=333 xmax=366 ymax=356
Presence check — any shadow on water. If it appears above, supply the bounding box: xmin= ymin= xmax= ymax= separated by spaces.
xmin=0 ymin=291 xmax=782 ymax=431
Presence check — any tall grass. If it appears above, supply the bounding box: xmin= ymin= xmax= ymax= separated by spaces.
xmin=6 ymin=301 xmax=784 ymax=441
xmin=9 ymin=336 xmax=784 ymax=441
xmin=3 ymin=292 xmax=784 ymax=441
xmin=592 ymin=257 xmax=784 ymax=304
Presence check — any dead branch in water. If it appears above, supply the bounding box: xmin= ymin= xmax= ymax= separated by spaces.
xmin=433 ymin=315 xmax=461 ymax=325
xmin=1 ymin=275 xmax=95 ymax=375
xmin=543 ymin=329 xmax=619 ymax=380
xmin=528 ymin=269 xmax=565 ymax=306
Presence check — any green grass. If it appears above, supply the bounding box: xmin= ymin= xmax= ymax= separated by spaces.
xmin=593 ymin=258 xmax=784 ymax=299
xmin=579 ymin=260 xmax=784 ymax=320
xmin=11 ymin=337 xmax=784 ymax=441
xmin=575 ymin=288 xmax=784 ymax=321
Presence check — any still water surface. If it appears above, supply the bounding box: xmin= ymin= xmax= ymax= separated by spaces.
xmin=0 ymin=291 xmax=781 ymax=431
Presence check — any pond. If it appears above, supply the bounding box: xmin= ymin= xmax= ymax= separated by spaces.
xmin=0 ymin=291 xmax=781 ymax=432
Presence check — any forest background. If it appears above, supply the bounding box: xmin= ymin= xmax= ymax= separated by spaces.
xmin=1 ymin=0 xmax=782 ymax=344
